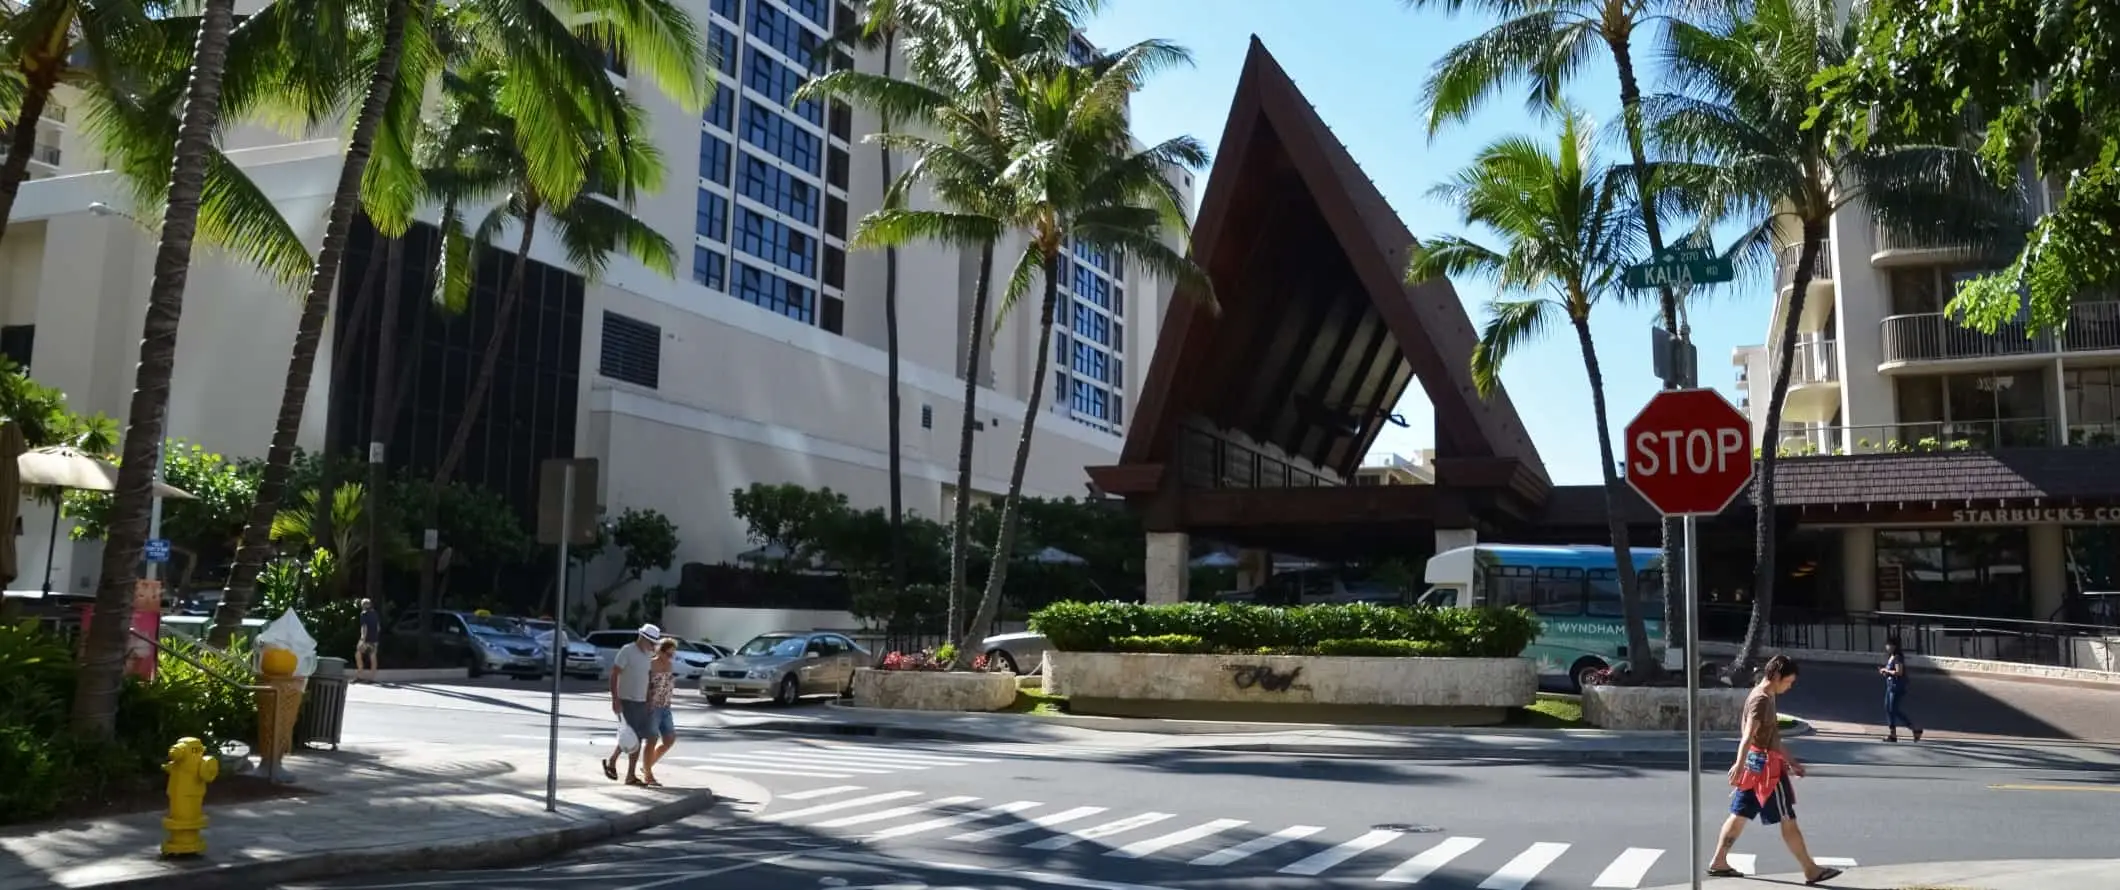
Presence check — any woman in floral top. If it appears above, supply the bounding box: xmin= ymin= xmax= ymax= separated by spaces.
xmin=642 ymin=637 xmax=679 ymax=786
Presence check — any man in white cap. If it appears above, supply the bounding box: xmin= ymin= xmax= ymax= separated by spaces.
xmin=602 ymin=623 xmax=662 ymax=785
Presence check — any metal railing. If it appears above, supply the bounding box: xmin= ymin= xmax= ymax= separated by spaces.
xmin=1770 ymin=416 xmax=2052 ymax=456
xmin=2058 ymin=299 xmax=2120 ymax=352
xmin=1759 ymin=610 xmax=2118 ymax=672
xmin=1786 ymin=339 xmax=1839 ymax=386
xmin=1774 ymin=241 xmax=1834 ymax=293
xmin=1880 ymin=311 xmax=2052 ymax=364
xmin=32 ymin=145 xmax=59 ymax=166
xmin=1179 ymin=424 xmax=1334 ymax=490
xmin=2069 ymin=422 xmax=2120 ymax=447
xmin=1872 ymin=218 xmax=2028 ymax=257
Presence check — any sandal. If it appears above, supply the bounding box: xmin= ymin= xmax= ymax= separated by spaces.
xmin=1806 ymin=866 xmax=1844 ymax=885
xmin=601 ymin=758 xmax=618 ymax=781
xmin=625 ymin=776 xmax=646 ymax=786
xmin=1706 ymin=866 xmax=1743 ymax=877
xmin=642 ymin=777 xmax=663 ymax=787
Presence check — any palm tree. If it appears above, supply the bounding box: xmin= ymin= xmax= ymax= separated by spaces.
xmin=952 ymin=41 xmax=1212 ymax=668
xmin=799 ymin=0 xmax=1094 ymax=641
xmin=208 ymin=0 xmax=711 ymax=646
xmin=1408 ymin=107 xmax=1658 ymax=680
xmin=1653 ymin=0 xmax=2024 ymax=677
xmin=0 ymin=0 xmax=159 ymax=250
xmin=1409 ymin=0 xmax=1711 ymax=661
xmin=71 ymin=0 xmax=240 ymax=740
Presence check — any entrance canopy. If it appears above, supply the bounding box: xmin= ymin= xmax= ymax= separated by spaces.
xmin=1089 ymin=38 xmax=1589 ymax=558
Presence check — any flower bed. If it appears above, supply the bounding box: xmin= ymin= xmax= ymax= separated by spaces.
xmin=1030 ymin=601 xmax=1540 ymax=657
xmin=848 ymin=645 xmax=1018 ymax=713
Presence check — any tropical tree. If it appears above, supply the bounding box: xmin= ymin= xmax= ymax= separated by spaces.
xmin=1409 ymin=108 xmax=1658 ymax=681
xmin=1652 ymin=0 xmax=2024 ymax=676
xmin=952 ymin=40 xmax=1212 ymax=668
xmin=72 ymin=0 xmax=240 ymax=739
xmin=799 ymin=0 xmax=1094 ymax=641
xmin=0 ymin=0 xmax=160 ymax=250
xmin=208 ymin=0 xmax=711 ymax=647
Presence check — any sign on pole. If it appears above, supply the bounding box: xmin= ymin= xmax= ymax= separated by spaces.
xmin=537 ymin=458 xmax=601 ymax=547
xmin=144 ymin=538 xmax=172 ymax=564
xmin=1624 ymin=247 xmax=1735 ymax=291
xmin=1621 ymin=388 xmax=1754 ymax=890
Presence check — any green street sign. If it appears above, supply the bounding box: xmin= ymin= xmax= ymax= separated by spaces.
xmin=1624 ymin=257 xmax=1734 ymax=290
xmin=1657 ymin=247 xmax=1717 ymax=264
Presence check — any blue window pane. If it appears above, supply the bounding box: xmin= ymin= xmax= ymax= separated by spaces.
xmin=735 ymin=206 xmax=816 ymax=277
xmin=732 ymin=260 xmax=815 ymax=322
xmin=740 ymin=101 xmax=821 ymax=175
xmin=737 ymin=151 xmax=819 ymax=225
xmin=712 ymin=0 xmax=741 ymax=23
xmin=745 ymin=47 xmax=823 ymax=126
xmin=710 ymin=24 xmax=739 ymax=77
xmin=785 ymin=0 xmax=828 ymax=30
xmin=749 ymin=1 xmax=818 ymax=66
xmin=706 ymin=84 xmax=735 ymax=132
xmin=693 ymin=246 xmax=727 ymax=290
xmin=695 ymin=190 xmax=728 ymax=242
xmin=699 ymin=133 xmax=732 ymax=186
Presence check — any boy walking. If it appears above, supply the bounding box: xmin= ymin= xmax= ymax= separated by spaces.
xmin=1707 ymin=655 xmax=1844 ymax=885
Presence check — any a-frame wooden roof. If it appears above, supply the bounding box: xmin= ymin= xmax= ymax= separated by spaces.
xmin=1112 ymin=37 xmax=1547 ymax=495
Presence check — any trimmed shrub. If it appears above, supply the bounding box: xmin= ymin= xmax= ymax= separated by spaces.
xmin=1315 ymin=638 xmax=1449 ymax=657
xmin=1110 ymin=634 xmax=1215 ymax=654
xmin=1030 ymin=601 xmax=1539 ymax=658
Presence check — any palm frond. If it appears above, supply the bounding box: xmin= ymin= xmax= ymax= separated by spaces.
xmin=1470 ymin=298 xmax=1560 ymax=398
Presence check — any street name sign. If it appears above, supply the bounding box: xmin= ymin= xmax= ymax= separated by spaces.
xmin=1622 ymin=389 xmax=1755 ymax=517
xmin=1624 ymin=247 xmax=1734 ymax=290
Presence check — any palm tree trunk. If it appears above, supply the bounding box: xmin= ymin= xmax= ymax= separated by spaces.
xmin=1732 ymin=222 xmax=1825 ymax=679
xmin=72 ymin=0 xmax=239 ymax=739
xmin=1610 ymin=34 xmax=1686 ymax=675
xmin=881 ymin=33 xmax=906 ymax=599
xmin=0 ymin=63 xmax=62 ymax=250
xmin=946 ymin=241 xmax=997 ymax=640
xmin=1573 ymin=313 xmax=1655 ymax=679
xmin=365 ymin=237 xmax=406 ymax=608
xmin=953 ymin=252 xmax=1059 ymax=669
xmin=211 ymin=0 xmax=415 ymax=647
xmin=315 ymin=239 xmax=391 ymax=567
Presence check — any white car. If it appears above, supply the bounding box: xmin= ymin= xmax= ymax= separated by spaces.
xmin=582 ymin=630 xmax=728 ymax=682
xmin=519 ymin=619 xmax=600 ymax=679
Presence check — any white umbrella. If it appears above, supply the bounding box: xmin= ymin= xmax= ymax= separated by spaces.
xmin=736 ymin=541 xmax=794 ymax=564
xmin=1024 ymin=546 xmax=1086 ymax=565
xmin=1190 ymin=551 xmax=1239 ymax=569
xmin=17 ymin=445 xmax=194 ymax=593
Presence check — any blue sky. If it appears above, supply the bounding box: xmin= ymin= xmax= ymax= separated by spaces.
xmin=1083 ymin=0 xmax=1767 ymax=485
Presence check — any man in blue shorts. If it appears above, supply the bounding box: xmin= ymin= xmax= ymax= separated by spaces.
xmin=1707 ymin=656 xmax=1843 ymax=885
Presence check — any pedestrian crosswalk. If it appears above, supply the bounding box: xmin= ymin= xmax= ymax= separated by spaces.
xmin=750 ymin=785 xmax=1860 ymax=888
xmin=661 ymin=739 xmax=1130 ymax=779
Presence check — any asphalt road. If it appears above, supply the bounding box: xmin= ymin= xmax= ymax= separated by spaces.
xmin=311 ymin=679 xmax=2120 ymax=890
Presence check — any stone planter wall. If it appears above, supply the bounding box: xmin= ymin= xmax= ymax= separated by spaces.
xmin=1045 ymin=653 xmax=1536 ymax=723
xmin=1581 ymin=685 xmax=1750 ymax=731
xmin=851 ymin=668 xmax=1018 ymax=713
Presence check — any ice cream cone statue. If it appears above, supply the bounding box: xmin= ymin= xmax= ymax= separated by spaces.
xmin=255 ymin=644 xmax=307 ymax=783
xmin=160 ymin=737 xmax=219 ymax=857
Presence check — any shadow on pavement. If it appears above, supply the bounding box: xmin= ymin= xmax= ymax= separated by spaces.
xmin=1780 ymin=662 xmax=2119 ymax=741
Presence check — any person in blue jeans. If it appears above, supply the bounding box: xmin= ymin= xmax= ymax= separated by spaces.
xmin=1880 ymin=639 xmax=1922 ymax=742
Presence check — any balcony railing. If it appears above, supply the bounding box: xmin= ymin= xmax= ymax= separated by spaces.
xmin=1771 ymin=417 xmax=2054 ymax=456
xmin=1881 ymin=299 xmax=2120 ymax=365
xmin=1873 ymin=218 xmax=2027 ymax=258
xmin=1787 ymin=339 xmax=1839 ymax=386
xmin=1773 ymin=241 xmax=1834 ymax=293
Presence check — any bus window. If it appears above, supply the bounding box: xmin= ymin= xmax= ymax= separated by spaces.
xmin=1486 ymin=565 xmax=1540 ymax=610
xmin=1588 ymin=568 xmax=1661 ymax=617
xmin=1417 ymin=587 xmax=1455 ymax=608
xmin=1532 ymin=567 xmax=1586 ymax=616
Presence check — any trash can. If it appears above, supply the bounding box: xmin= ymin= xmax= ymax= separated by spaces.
xmin=295 ymin=664 xmax=348 ymax=750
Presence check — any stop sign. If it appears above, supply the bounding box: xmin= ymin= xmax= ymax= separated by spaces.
xmin=1623 ymin=389 xmax=1756 ymax=516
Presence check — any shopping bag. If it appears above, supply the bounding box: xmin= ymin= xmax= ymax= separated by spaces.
xmin=616 ymin=714 xmax=641 ymax=754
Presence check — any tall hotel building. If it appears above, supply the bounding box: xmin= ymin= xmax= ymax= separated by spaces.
xmin=0 ymin=0 xmax=1190 ymax=601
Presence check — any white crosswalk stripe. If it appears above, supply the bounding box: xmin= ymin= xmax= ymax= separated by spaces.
xmin=749 ymin=790 xmax=1858 ymax=888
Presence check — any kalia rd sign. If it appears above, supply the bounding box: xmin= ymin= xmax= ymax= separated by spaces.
xmin=1623 ymin=388 xmax=1756 ymax=517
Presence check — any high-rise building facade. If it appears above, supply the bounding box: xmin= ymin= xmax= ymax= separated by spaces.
xmin=0 ymin=0 xmax=1191 ymax=595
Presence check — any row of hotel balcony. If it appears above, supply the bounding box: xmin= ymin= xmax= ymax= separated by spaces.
xmin=1769 ymin=417 xmax=2120 ymax=458
xmin=1766 ymin=300 xmax=2120 ymax=386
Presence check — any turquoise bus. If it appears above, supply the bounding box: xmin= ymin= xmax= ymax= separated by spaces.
xmin=1418 ymin=544 xmax=1665 ymax=691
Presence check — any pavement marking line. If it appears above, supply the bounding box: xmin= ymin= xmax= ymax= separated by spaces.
xmin=1815 ymin=857 xmax=1860 ymax=868
xmin=813 ymin=796 xmax=983 ymax=829
xmin=1477 ymin=842 xmax=1570 ymax=890
xmin=760 ymin=790 xmax=923 ymax=823
xmin=701 ymin=753 xmax=907 ymax=774
xmin=1989 ymin=783 xmax=2120 ymax=793
xmin=1725 ymin=854 xmax=1756 ymax=874
xmin=1278 ymin=829 xmax=1404 ymax=876
xmin=1374 ymin=836 xmax=1483 ymax=884
xmin=1106 ymin=818 xmax=1250 ymax=859
xmin=867 ymin=800 xmax=1044 ymax=841
xmin=1023 ymin=812 xmax=1178 ymax=851
xmin=1190 ymin=825 xmax=1325 ymax=866
xmin=1591 ymin=847 xmax=1665 ymax=888
xmin=761 ymin=749 xmax=959 ymax=769
xmin=948 ymin=806 xmax=1108 ymax=842
xmin=675 ymin=764 xmax=858 ymax=779
xmin=793 ymin=848 xmax=1181 ymax=890
xmin=801 ymin=743 xmax=1000 ymax=765
xmin=783 ymin=785 xmax=868 ymax=801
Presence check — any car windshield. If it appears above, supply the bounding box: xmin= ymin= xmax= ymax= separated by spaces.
xmin=737 ymin=635 xmax=809 ymax=658
xmin=520 ymin=620 xmax=579 ymax=642
xmin=464 ymin=615 xmax=519 ymax=636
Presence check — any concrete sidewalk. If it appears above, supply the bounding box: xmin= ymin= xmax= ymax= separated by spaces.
xmin=0 ymin=742 xmax=722 ymax=890
xmin=1644 ymin=858 xmax=2120 ymax=889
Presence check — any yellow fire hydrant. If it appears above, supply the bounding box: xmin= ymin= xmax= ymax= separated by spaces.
xmin=160 ymin=737 xmax=218 ymax=858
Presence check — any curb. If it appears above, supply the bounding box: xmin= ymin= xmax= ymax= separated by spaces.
xmin=77 ymin=786 xmax=718 ymax=890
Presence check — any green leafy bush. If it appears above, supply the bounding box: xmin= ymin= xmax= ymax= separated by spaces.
xmin=1315 ymin=638 xmax=1449 ymax=657
xmin=1110 ymin=634 xmax=1215 ymax=653
xmin=1029 ymin=601 xmax=1539 ymax=658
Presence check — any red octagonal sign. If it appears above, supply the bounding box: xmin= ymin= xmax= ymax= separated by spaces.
xmin=1623 ymin=388 xmax=1756 ymax=517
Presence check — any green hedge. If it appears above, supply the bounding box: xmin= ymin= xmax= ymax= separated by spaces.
xmin=1029 ymin=601 xmax=1539 ymax=658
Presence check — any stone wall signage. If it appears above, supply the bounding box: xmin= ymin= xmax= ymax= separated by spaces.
xmin=1047 ymin=653 xmax=1536 ymax=710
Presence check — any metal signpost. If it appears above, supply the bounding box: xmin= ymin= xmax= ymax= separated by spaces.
xmin=535 ymin=457 xmax=600 ymax=813
xmin=1622 ymin=389 xmax=1756 ymax=890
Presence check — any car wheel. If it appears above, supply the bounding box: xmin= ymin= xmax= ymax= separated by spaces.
xmin=987 ymin=649 xmax=1020 ymax=674
xmin=774 ymin=675 xmax=800 ymax=707
xmin=705 ymin=695 xmax=728 ymax=707
xmin=466 ymin=654 xmax=483 ymax=679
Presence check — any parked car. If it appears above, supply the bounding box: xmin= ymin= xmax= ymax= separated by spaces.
xmin=582 ymin=629 xmax=640 ymax=679
xmin=980 ymin=631 xmax=1050 ymax=674
xmin=388 ymin=611 xmax=547 ymax=679
xmin=666 ymin=637 xmax=723 ymax=681
xmin=698 ymin=631 xmax=867 ymax=706
xmin=519 ymin=619 xmax=600 ymax=679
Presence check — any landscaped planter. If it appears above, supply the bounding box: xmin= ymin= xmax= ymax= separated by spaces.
xmin=1045 ymin=653 xmax=1536 ymax=724
xmin=851 ymin=668 xmax=1018 ymax=713
xmin=1581 ymin=685 xmax=1750 ymax=731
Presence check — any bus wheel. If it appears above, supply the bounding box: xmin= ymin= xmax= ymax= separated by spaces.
xmin=1569 ymin=658 xmax=1607 ymax=693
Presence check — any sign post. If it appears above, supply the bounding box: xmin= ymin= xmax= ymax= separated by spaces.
xmin=1622 ymin=389 xmax=1755 ymax=890
xmin=536 ymin=457 xmax=601 ymax=814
